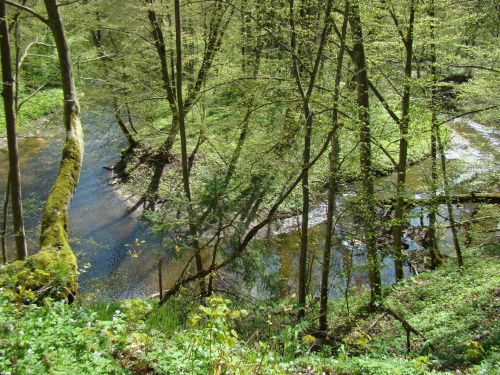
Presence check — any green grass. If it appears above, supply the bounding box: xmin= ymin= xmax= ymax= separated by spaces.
xmin=0 ymin=88 xmax=63 ymax=137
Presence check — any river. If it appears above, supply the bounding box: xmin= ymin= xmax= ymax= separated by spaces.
xmin=0 ymin=112 xmax=498 ymax=300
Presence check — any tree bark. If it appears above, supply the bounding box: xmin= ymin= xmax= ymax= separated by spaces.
xmin=35 ymin=0 xmax=83 ymax=296
xmin=349 ymin=1 xmax=382 ymax=304
xmin=1 ymin=173 xmax=10 ymax=264
xmin=320 ymin=0 xmax=348 ymax=333
xmin=392 ymin=0 xmax=415 ymax=282
xmin=175 ymin=0 xmax=205 ymax=294
xmin=427 ymin=0 xmax=443 ymax=268
xmin=0 ymin=0 xmax=27 ymax=260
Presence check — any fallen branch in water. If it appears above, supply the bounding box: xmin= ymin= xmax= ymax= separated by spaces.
xmin=380 ymin=192 xmax=500 ymax=210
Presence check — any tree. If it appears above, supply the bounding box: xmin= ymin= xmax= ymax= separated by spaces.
xmin=289 ymin=0 xmax=334 ymax=319
xmin=0 ymin=0 xmax=27 ymax=260
xmin=320 ymin=0 xmax=349 ymax=332
xmin=348 ymin=0 xmax=381 ymax=305
xmin=5 ymin=0 xmax=83 ymax=298
xmin=90 ymin=27 xmax=138 ymax=150
xmin=144 ymin=0 xmax=233 ymax=209
xmin=388 ymin=0 xmax=416 ymax=282
xmin=426 ymin=0 xmax=443 ymax=269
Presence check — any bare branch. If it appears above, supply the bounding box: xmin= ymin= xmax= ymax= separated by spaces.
xmin=17 ymin=72 xmax=59 ymax=111
xmin=4 ymin=0 xmax=48 ymax=24
xmin=439 ymin=105 xmax=500 ymax=126
xmin=448 ymin=64 xmax=500 ymax=74
xmin=159 ymin=120 xmax=343 ymax=305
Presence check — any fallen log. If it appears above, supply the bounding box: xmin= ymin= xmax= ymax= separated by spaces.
xmin=380 ymin=192 xmax=500 ymax=209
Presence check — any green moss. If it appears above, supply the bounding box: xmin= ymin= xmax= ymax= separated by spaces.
xmin=40 ymin=136 xmax=81 ymax=250
xmin=0 ymin=135 xmax=83 ymax=302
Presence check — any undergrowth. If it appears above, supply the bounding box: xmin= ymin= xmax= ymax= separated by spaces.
xmin=0 ymin=88 xmax=63 ymax=137
xmin=0 ymin=244 xmax=499 ymax=374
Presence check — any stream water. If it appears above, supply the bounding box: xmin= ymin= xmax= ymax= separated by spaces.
xmin=0 ymin=112 xmax=498 ymax=300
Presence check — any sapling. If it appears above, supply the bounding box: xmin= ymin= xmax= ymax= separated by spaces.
xmin=125 ymin=239 xmax=145 ymax=299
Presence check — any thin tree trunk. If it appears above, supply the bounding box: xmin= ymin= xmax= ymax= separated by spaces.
xmin=90 ymin=29 xmax=137 ymax=150
xmin=158 ymin=256 xmax=163 ymax=301
xmin=392 ymin=0 xmax=415 ymax=282
xmin=320 ymin=0 xmax=349 ymax=333
xmin=111 ymin=95 xmax=137 ymax=149
xmin=0 ymin=0 xmax=27 ymax=260
xmin=1 ymin=173 xmax=10 ymax=264
xmin=175 ymin=0 xmax=205 ymax=294
xmin=349 ymin=1 xmax=381 ymax=304
xmin=436 ymin=127 xmax=463 ymax=267
xmin=290 ymin=0 xmax=334 ymax=320
xmin=145 ymin=0 xmax=231 ymax=208
xmin=427 ymin=0 xmax=443 ymax=268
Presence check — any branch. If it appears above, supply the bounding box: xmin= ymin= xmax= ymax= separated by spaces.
xmin=384 ymin=307 xmax=436 ymax=351
xmin=439 ymin=105 xmax=500 ymax=126
xmin=17 ymin=72 xmax=59 ymax=111
xmin=57 ymin=0 xmax=81 ymax=6
xmin=371 ymin=139 xmax=397 ymax=167
xmin=159 ymin=121 xmax=343 ymax=305
xmin=448 ymin=64 xmax=500 ymax=74
xmin=4 ymin=0 xmax=48 ymax=24
xmin=380 ymin=192 xmax=500 ymax=209
xmin=368 ymin=80 xmax=401 ymax=124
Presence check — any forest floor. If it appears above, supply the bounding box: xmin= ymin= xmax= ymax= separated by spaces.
xmin=1 ymin=242 xmax=499 ymax=374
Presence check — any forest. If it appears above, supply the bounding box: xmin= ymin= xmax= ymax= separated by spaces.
xmin=0 ymin=0 xmax=499 ymax=373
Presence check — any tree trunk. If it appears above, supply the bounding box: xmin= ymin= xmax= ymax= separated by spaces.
xmin=34 ymin=0 xmax=83 ymax=297
xmin=427 ymin=0 xmax=443 ymax=268
xmin=0 ymin=1 xmax=27 ymax=260
xmin=436 ymin=127 xmax=463 ymax=267
xmin=145 ymin=0 xmax=231 ymax=207
xmin=111 ymin=95 xmax=137 ymax=150
xmin=175 ymin=0 xmax=205 ymax=294
xmin=393 ymin=0 xmax=415 ymax=282
xmin=290 ymin=0 xmax=334 ymax=320
xmin=349 ymin=1 xmax=381 ymax=304
xmin=90 ymin=29 xmax=137 ymax=150
xmin=320 ymin=0 xmax=349 ymax=333
xmin=1 ymin=173 xmax=10 ymax=264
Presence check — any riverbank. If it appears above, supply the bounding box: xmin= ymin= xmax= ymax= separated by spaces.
xmin=0 ymin=112 xmax=60 ymax=151
xmin=1 ymin=243 xmax=498 ymax=374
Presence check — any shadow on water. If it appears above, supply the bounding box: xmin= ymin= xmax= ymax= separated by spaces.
xmin=0 ymin=115 xmax=498 ymax=301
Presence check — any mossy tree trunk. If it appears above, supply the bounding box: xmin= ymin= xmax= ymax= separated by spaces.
xmin=2 ymin=0 xmax=82 ymax=299
xmin=349 ymin=0 xmax=382 ymax=305
xmin=0 ymin=0 xmax=27 ymax=261
xmin=39 ymin=0 xmax=83 ymax=254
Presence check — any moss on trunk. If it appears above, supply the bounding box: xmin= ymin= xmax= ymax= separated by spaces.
xmin=1 ymin=135 xmax=81 ymax=302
